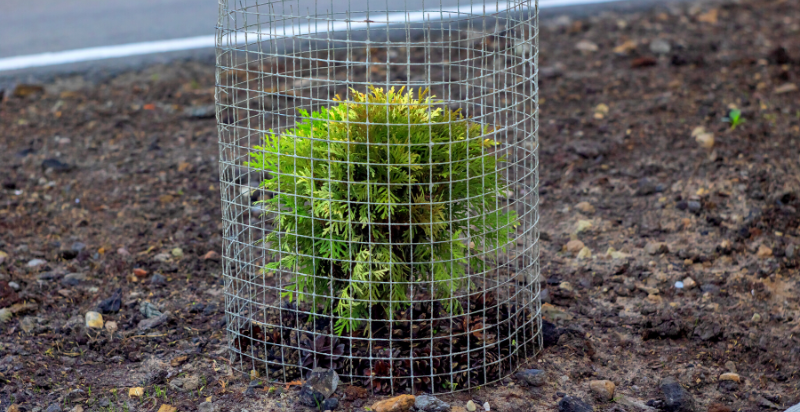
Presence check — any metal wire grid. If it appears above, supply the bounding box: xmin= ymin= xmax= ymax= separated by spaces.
xmin=215 ymin=0 xmax=540 ymax=394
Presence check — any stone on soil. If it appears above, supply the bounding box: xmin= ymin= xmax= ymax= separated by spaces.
xmin=140 ymin=301 xmax=163 ymax=318
xmin=466 ymin=401 xmax=477 ymax=412
xmin=85 ymin=311 xmax=103 ymax=328
xmin=575 ymin=40 xmax=599 ymax=53
xmin=27 ymin=259 xmax=47 ymax=268
xmin=575 ymin=202 xmax=595 ymax=214
xmin=661 ymin=377 xmax=696 ymax=412
xmin=577 ymin=247 xmax=592 ymax=260
xmin=372 ymin=395 xmax=416 ymax=412
xmin=299 ymin=368 xmax=339 ymax=407
xmin=574 ymin=220 xmax=593 ymax=234
xmin=650 ymin=38 xmax=672 ymax=54
xmin=138 ymin=312 xmax=170 ymax=331
xmin=415 ymin=395 xmax=451 ymax=412
xmin=97 ymin=288 xmax=122 ymax=313
xmin=62 ymin=273 xmax=86 ymax=287
xmin=589 ymin=380 xmax=616 ymax=401
xmin=645 ymin=242 xmax=669 ymax=255
xmin=515 ymin=369 xmax=546 ymax=386
xmin=198 ymin=402 xmax=216 ymax=412
xmin=558 ymin=396 xmax=593 ymax=412
xmin=565 ymin=240 xmax=585 ymax=255
xmin=756 ymin=245 xmax=773 ymax=259
xmin=322 ymin=398 xmax=339 ymax=411
xmin=719 ymin=373 xmax=740 ymax=382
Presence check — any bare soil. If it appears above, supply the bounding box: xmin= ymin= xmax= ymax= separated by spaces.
xmin=1 ymin=0 xmax=799 ymax=411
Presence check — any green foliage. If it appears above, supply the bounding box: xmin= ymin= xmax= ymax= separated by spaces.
xmin=247 ymin=86 xmax=519 ymax=334
xmin=724 ymin=108 xmax=744 ymax=129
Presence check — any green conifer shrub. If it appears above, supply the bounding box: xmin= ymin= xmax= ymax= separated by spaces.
xmin=247 ymin=86 xmax=518 ymax=335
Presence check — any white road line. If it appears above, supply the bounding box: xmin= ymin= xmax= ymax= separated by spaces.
xmin=0 ymin=0 xmax=624 ymax=72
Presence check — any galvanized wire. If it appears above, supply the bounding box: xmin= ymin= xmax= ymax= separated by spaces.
xmin=215 ymin=0 xmax=540 ymax=394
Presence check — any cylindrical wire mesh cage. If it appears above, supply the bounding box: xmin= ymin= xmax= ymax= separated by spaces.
xmin=215 ymin=0 xmax=541 ymax=394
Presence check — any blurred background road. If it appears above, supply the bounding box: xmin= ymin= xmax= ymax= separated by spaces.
xmin=0 ymin=0 xmax=674 ymax=75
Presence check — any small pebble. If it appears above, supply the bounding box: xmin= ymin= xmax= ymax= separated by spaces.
xmin=484 ymin=401 xmax=491 ymax=411
xmin=576 ymin=247 xmax=592 ymax=260
xmin=27 ymin=259 xmax=47 ymax=268
xmin=466 ymin=400 xmax=477 ymax=412
xmin=674 ymin=281 xmax=685 ymax=289
xmin=682 ymin=277 xmax=697 ymax=289
xmin=756 ymin=245 xmax=773 ymax=259
xmin=751 ymin=313 xmax=761 ymax=323
xmin=565 ymin=240 xmax=585 ymax=255
xmin=85 ymin=311 xmax=104 ymax=329
xmin=725 ymin=361 xmax=737 ymax=373
xmin=649 ymin=38 xmax=671 ymax=54
xmin=589 ymin=380 xmax=616 ymax=402
xmin=575 ymin=201 xmax=595 ymax=214
xmin=719 ymin=373 xmax=740 ymax=382
xmin=8 ymin=281 xmax=19 ymax=290
xmin=171 ymin=248 xmax=184 ymax=258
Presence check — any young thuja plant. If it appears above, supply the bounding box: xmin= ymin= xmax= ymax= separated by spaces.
xmin=247 ymin=86 xmax=519 ymax=335
xmin=723 ymin=108 xmax=744 ymax=129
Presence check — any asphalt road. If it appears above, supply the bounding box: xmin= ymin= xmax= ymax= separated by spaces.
xmin=0 ymin=0 xmax=684 ymax=79
xmin=1 ymin=0 xmax=218 ymax=58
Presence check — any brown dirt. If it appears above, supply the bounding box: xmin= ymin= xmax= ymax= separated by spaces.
xmin=1 ymin=0 xmax=799 ymax=411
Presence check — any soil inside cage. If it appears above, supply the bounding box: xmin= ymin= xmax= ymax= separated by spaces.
xmin=232 ymin=290 xmax=538 ymax=394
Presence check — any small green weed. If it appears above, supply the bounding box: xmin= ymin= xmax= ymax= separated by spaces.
xmin=724 ymin=109 xmax=744 ymax=129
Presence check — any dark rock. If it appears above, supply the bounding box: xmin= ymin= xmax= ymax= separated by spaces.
xmin=693 ymin=318 xmax=723 ymax=341
xmin=45 ymin=404 xmax=62 ymax=412
xmin=97 ymin=288 xmax=122 ymax=314
xmin=71 ymin=242 xmax=87 ymax=252
xmin=140 ymin=301 xmax=163 ymax=318
xmin=558 ymin=396 xmax=593 ymax=412
xmin=245 ymin=385 xmax=257 ymax=398
xmin=642 ymin=312 xmax=685 ymax=340
xmin=769 ymin=47 xmax=791 ymax=65
xmin=568 ymin=140 xmax=607 ymax=159
xmin=542 ymin=320 xmax=562 ymax=347
xmin=676 ymin=201 xmax=689 ymax=211
xmin=41 ymin=158 xmax=72 ymax=173
xmin=660 ymin=377 xmax=696 ymax=412
xmin=138 ymin=312 xmax=170 ymax=331
xmin=415 ymin=395 xmax=450 ymax=412
xmin=61 ymin=272 xmax=87 ymax=287
xmin=59 ymin=249 xmax=79 ymax=260
xmin=299 ymin=368 xmax=339 ymax=407
xmin=16 ymin=148 xmax=35 ymax=158
xmin=718 ymin=380 xmax=738 ymax=392
xmin=636 ymin=178 xmax=658 ymax=196
xmin=688 ymin=201 xmax=702 ymax=213
xmin=515 ymin=369 xmax=546 ymax=387
xmin=150 ymin=274 xmax=167 ymax=286
xmin=190 ymin=303 xmax=205 ymax=313
xmin=323 ymin=397 xmax=340 ymax=411
xmin=37 ymin=272 xmax=61 ymax=281
xmin=203 ymin=304 xmax=217 ymax=316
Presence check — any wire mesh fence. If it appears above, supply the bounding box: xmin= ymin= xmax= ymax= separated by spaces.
xmin=216 ymin=0 xmax=541 ymax=394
